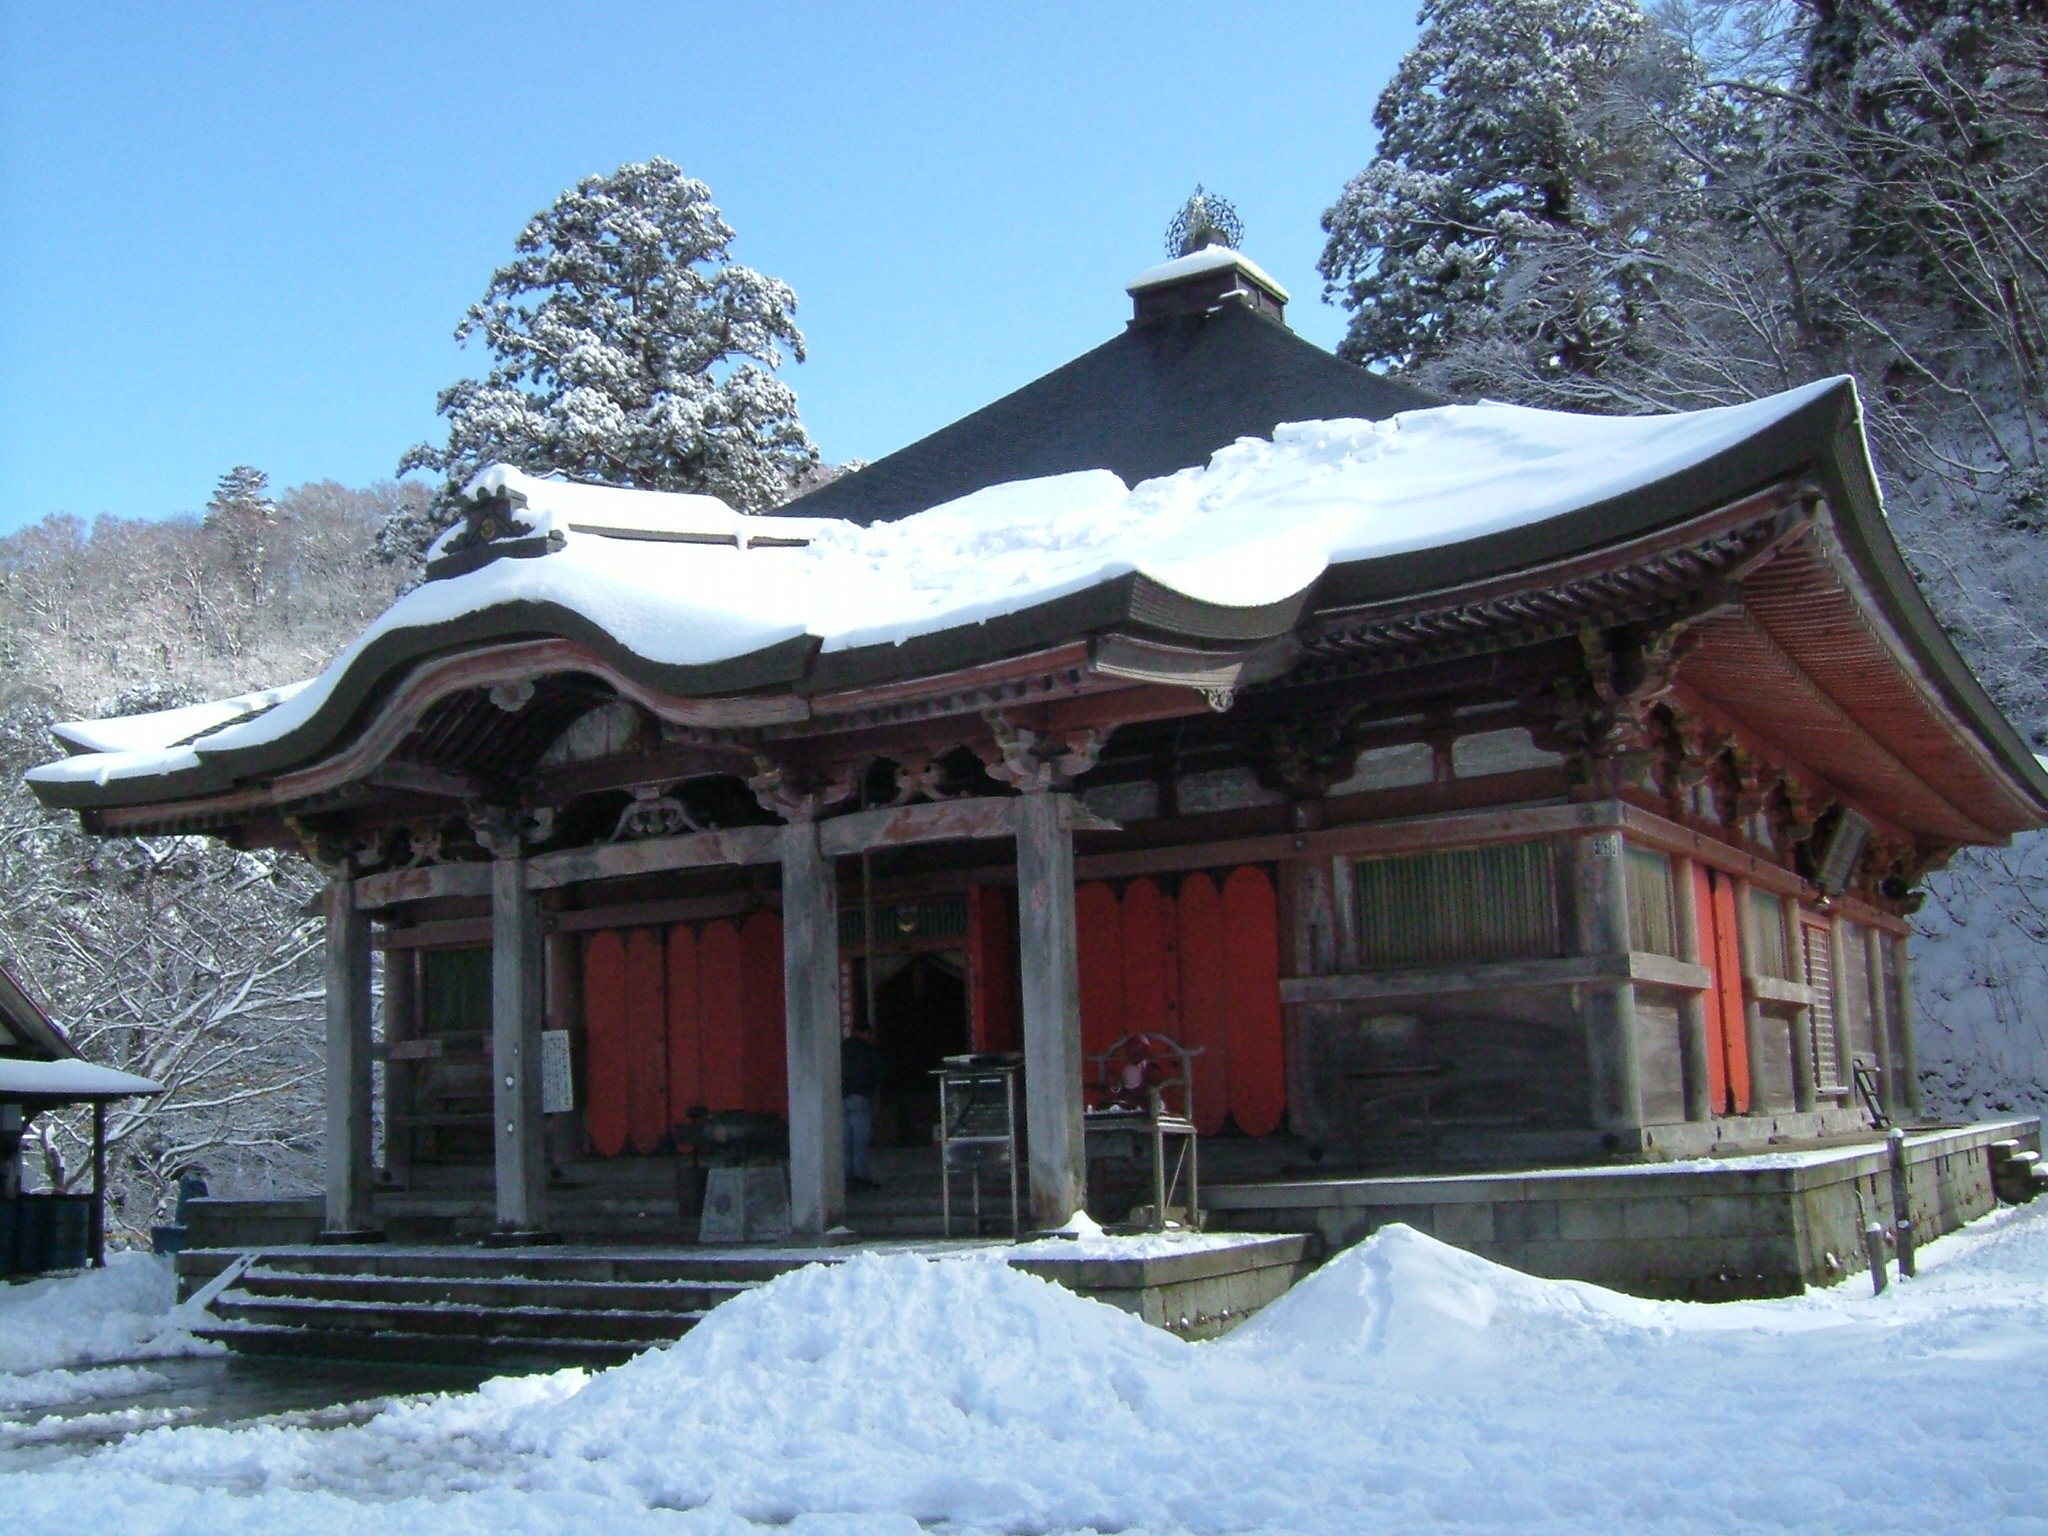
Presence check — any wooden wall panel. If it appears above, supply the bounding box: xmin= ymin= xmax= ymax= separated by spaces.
xmin=624 ymin=929 xmax=669 ymax=1153
xmin=582 ymin=930 xmax=630 ymax=1157
xmin=698 ymin=920 xmax=745 ymax=1113
xmin=1175 ymin=872 xmax=1230 ymax=1135
xmin=666 ymin=924 xmax=702 ymax=1120
xmin=739 ymin=910 xmax=787 ymax=1116
xmin=1222 ymin=866 xmax=1286 ymax=1137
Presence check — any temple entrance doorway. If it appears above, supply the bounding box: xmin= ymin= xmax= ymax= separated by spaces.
xmin=858 ymin=952 xmax=968 ymax=1149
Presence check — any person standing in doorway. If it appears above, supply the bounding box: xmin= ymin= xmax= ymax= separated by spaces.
xmin=842 ymin=1021 xmax=883 ymax=1192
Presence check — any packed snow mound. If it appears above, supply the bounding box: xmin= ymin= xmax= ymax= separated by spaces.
xmin=504 ymin=1252 xmax=1201 ymax=1529
xmin=1227 ymin=1222 xmax=1663 ymax=1378
xmin=14 ymin=1211 xmax=2048 ymax=1533
xmin=0 ymin=1253 xmax=216 ymax=1372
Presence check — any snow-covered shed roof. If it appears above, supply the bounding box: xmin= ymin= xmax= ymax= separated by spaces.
xmin=0 ymin=1057 xmax=163 ymax=1106
xmin=0 ymin=961 xmax=73 ymax=1062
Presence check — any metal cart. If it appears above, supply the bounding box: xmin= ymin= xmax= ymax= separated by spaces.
xmin=933 ymin=1053 xmax=1023 ymax=1237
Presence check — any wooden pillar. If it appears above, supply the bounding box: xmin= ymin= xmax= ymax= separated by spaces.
xmin=781 ymin=819 xmax=844 ymax=1236
xmin=1016 ymin=790 xmax=1085 ymax=1226
xmin=1671 ymin=854 xmax=1713 ymax=1123
xmin=1576 ymin=832 xmax=1642 ymax=1141
xmin=1732 ymin=876 xmax=1770 ymax=1115
xmin=1865 ymin=923 xmax=1898 ymax=1121
xmin=1890 ymin=933 xmax=1922 ymax=1122
xmin=492 ymin=855 xmax=548 ymax=1235
xmin=1784 ymin=896 xmax=1816 ymax=1113
xmin=381 ymin=943 xmax=417 ymax=1186
xmin=323 ymin=868 xmax=375 ymax=1234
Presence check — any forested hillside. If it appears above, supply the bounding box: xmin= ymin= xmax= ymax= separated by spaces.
xmin=0 ymin=475 xmax=426 ymax=1228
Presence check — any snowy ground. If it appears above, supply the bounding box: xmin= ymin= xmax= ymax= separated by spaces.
xmin=4 ymin=1212 xmax=2048 ymax=1534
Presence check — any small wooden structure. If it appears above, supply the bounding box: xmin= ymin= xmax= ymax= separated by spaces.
xmin=24 ymin=239 xmax=2048 ymax=1269
xmin=0 ymin=963 xmax=162 ymax=1273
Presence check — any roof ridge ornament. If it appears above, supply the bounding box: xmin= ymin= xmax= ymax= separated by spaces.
xmin=1167 ymin=186 xmax=1243 ymax=257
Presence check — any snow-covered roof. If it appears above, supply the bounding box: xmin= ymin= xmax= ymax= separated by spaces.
xmin=48 ymin=681 xmax=312 ymax=758
xmin=27 ymin=379 xmax=1869 ymax=798
xmin=1125 ymin=244 xmax=1290 ymax=303
xmin=0 ymin=1057 xmax=162 ymax=1102
xmin=27 ymin=378 xmax=1863 ymax=796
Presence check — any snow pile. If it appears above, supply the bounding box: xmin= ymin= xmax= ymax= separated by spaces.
xmin=34 ymin=377 xmax=1853 ymax=788
xmin=9 ymin=1212 xmax=2048 ymax=1532
xmin=0 ymin=1253 xmax=216 ymax=1373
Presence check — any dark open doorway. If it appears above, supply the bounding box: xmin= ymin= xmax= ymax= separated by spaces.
xmin=864 ymin=951 xmax=968 ymax=1148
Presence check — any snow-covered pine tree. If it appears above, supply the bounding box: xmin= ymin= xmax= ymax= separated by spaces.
xmin=397 ymin=159 xmax=818 ymax=558
xmin=1317 ymin=0 xmax=1707 ymax=396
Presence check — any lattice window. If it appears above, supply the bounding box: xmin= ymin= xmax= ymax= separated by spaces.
xmin=1625 ymin=845 xmax=1679 ymax=957
xmin=1356 ymin=842 xmax=1562 ymax=968
xmin=1803 ymin=921 xmax=1842 ymax=1092
xmin=1748 ymin=890 xmax=1793 ymax=980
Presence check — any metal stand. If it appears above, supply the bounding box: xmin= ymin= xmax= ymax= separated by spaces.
xmin=935 ymin=1055 xmax=1022 ymax=1237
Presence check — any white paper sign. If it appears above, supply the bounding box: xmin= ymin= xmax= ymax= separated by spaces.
xmin=541 ymin=1029 xmax=575 ymax=1114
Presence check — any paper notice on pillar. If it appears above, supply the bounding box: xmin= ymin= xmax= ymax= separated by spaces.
xmin=541 ymin=1029 xmax=575 ymax=1113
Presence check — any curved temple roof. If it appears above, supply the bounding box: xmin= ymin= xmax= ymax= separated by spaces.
xmin=24 ymin=374 xmax=2048 ymax=841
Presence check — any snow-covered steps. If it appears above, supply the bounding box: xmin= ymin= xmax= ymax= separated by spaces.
xmin=175 ymin=1232 xmax=1312 ymax=1367
xmin=182 ymin=1248 xmax=809 ymax=1369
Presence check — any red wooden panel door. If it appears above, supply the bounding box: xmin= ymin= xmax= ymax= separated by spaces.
xmin=1120 ymin=878 xmax=1173 ymax=1040
xmin=739 ymin=911 xmax=787 ymax=1117
xmin=1221 ymin=866 xmax=1286 ymax=1137
xmin=697 ymin=920 xmax=745 ymax=1113
xmin=665 ymin=924 xmax=702 ymax=1122
xmin=1711 ymin=874 xmax=1752 ymax=1114
xmin=582 ymin=930 xmax=630 ymax=1157
xmin=1076 ymin=882 xmax=1124 ymax=1077
xmin=968 ymin=885 xmax=1019 ymax=1053
xmin=624 ymin=928 xmax=669 ymax=1154
xmin=1692 ymin=863 xmax=1728 ymax=1114
xmin=1174 ymin=872 xmax=1230 ymax=1135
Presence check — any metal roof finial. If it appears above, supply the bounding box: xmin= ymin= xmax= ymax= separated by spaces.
xmin=1166 ymin=186 xmax=1243 ymax=258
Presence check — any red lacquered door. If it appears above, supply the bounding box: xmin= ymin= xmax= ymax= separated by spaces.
xmin=1076 ymin=881 xmax=1123 ymax=1069
xmin=1174 ymin=872 xmax=1231 ymax=1135
xmin=697 ymin=920 xmax=745 ymax=1112
xmin=1711 ymin=874 xmax=1752 ymax=1114
xmin=1119 ymin=877 xmax=1173 ymax=1041
xmin=665 ymin=924 xmax=701 ymax=1123
xmin=739 ymin=911 xmax=786 ymax=1116
xmin=1222 ymin=866 xmax=1286 ymax=1137
xmin=583 ymin=929 xmax=630 ymax=1157
xmin=624 ymin=929 xmax=669 ymax=1153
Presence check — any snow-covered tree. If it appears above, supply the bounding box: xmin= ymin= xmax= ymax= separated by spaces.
xmin=398 ymin=158 xmax=818 ymax=556
xmin=1317 ymin=0 xmax=1691 ymax=384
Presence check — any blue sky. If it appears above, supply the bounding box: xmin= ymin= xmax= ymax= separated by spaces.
xmin=0 ymin=3 xmax=1417 ymax=537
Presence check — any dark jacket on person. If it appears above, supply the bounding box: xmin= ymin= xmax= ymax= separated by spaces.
xmin=842 ymin=1034 xmax=883 ymax=1099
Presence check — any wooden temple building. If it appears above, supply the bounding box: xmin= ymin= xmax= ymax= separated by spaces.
xmin=27 ymin=238 xmax=2048 ymax=1251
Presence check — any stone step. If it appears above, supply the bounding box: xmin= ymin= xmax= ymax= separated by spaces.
xmin=194 ymin=1321 xmax=646 ymax=1371
xmin=236 ymin=1269 xmax=749 ymax=1314
xmin=214 ymin=1291 xmax=704 ymax=1345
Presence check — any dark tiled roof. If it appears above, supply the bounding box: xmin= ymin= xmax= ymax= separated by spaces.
xmin=779 ymin=302 xmax=1442 ymax=526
